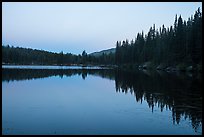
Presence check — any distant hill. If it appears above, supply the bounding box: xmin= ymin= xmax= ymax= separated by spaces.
xmin=89 ymin=48 xmax=115 ymax=57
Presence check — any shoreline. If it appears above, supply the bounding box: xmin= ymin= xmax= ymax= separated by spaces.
xmin=2 ymin=64 xmax=202 ymax=74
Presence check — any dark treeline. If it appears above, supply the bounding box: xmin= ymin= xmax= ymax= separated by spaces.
xmin=115 ymin=8 xmax=202 ymax=71
xmin=2 ymin=8 xmax=202 ymax=71
xmin=2 ymin=46 xmax=78 ymax=65
xmin=2 ymin=68 xmax=202 ymax=133
xmin=2 ymin=46 xmax=115 ymax=66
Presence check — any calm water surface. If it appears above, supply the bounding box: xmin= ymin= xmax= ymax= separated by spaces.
xmin=2 ymin=66 xmax=202 ymax=135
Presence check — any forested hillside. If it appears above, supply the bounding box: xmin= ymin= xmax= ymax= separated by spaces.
xmin=2 ymin=46 xmax=115 ymax=66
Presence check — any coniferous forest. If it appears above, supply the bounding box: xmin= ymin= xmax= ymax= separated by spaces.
xmin=115 ymin=8 xmax=202 ymax=71
xmin=2 ymin=8 xmax=202 ymax=71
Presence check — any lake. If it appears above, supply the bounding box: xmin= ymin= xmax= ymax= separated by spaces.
xmin=2 ymin=66 xmax=202 ymax=135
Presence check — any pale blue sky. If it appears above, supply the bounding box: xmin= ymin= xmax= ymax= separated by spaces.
xmin=2 ymin=2 xmax=202 ymax=54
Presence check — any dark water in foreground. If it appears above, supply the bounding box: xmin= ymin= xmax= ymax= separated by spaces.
xmin=2 ymin=68 xmax=202 ymax=135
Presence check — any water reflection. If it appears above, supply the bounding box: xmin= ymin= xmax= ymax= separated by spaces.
xmin=114 ymin=69 xmax=202 ymax=133
xmin=2 ymin=68 xmax=202 ymax=133
xmin=2 ymin=69 xmax=115 ymax=82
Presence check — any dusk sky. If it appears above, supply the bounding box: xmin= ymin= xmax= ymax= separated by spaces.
xmin=2 ymin=2 xmax=202 ymax=55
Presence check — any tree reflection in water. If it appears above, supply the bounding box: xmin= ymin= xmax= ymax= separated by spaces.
xmin=114 ymin=69 xmax=202 ymax=133
xmin=2 ymin=68 xmax=202 ymax=133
